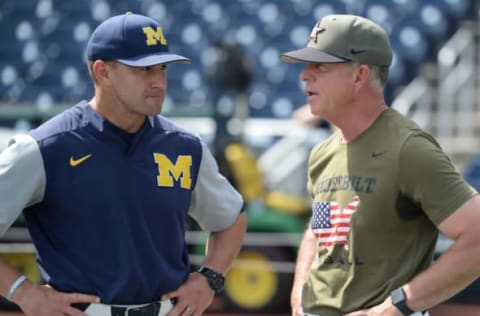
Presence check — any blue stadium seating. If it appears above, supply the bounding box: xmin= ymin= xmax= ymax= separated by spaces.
xmin=436 ymin=0 xmax=475 ymax=20
xmin=0 ymin=0 xmax=476 ymax=118
xmin=391 ymin=22 xmax=431 ymax=64
xmin=420 ymin=1 xmax=453 ymax=39
xmin=311 ymin=1 xmax=348 ymax=20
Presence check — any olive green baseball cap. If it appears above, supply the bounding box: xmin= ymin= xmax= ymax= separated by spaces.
xmin=281 ymin=14 xmax=392 ymax=67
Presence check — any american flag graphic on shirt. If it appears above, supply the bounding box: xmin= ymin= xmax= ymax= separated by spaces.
xmin=311 ymin=196 xmax=360 ymax=249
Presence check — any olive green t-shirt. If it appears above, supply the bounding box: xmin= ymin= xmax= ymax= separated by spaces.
xmin=303 ymin=108 xmax=477 ymax=316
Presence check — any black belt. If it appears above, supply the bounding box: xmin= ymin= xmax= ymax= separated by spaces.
xmin=110 ymin=302 xmax=161 ymax=316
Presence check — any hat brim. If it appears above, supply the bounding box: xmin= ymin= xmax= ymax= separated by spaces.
xmin=117 ymin=53 xmax=191 ymax=67
xmin=281 ymin=47 xmax=348 ymax=63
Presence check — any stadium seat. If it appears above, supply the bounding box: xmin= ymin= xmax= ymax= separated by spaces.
xmin=255 ymin=46 xmax=283 ymax=77
xmin=0 ymin=16 xmax=22 ymax=43
xmin=23 ymin=71 xmax=62 ymax=102
xmin=415 ymin=1 xmax=452 ymax=42
xmin=311 ymin=0 xmax=347 ymax=20
xmin=361 ymin=0 xmax=396 ymax=32
xmin=0 ymin=64 xmax=20 ymax=99
xmin=257 ymin=2 xmax=282 ymax=25
xmin=286 ymin=22 xmax=315 ymax=49
xmin=269 ymin=92 xmax=304 ymax=118
xmin=386 ymin=0 xmax=419 ymax=17
xmin=247 ymin=83 xmax=273 ymax=118
xmin=0 ymin=41 xmax=24 ymax=64
xmin=20 ymin=85 xmax=55 ymax=104
xmin=53 ymin=0 xmax=92 ymax=17
xmin=435 ymin=0 xmax=474 ymax=20
xmin=1 ymin=0 xmax=40 ymax=20
xmin=107 ymin=0 xmax=143 ymax=15
xmin=391 ymin=22 xmax=431 ymax=64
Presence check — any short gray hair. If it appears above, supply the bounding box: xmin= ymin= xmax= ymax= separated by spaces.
xmin=349 ymin=62 xmax=389 ymax=91
xmin=368 ymin=65 xmax=389 ymax=90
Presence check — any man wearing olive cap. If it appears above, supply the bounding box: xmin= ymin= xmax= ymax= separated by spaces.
xmin=281 ymin=14 xmax=480 ymax=316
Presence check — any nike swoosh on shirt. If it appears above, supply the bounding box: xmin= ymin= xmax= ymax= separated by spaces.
xmin=69 ymin=154 xmax=92 ymax=167
xmin=371 ymin=151 xmax=385 ymax=158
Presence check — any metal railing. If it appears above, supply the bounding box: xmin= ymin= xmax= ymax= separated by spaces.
xmin=392 ymin=23 xmax=480 ymax=171
xmin=391 ymin=76 xmax=433 ymax=130
xmin=436 ymin=25 xmax=478 ymax=154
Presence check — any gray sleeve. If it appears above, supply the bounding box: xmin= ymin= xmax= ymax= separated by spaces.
xmin=0 ymin=134 xmax=46 ymax=236
xmin=188 ymin=141 xmax=243 ymax=232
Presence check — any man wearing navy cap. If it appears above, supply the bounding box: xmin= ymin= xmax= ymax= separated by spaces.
xmin=0 ymin=13 xmax=247 ymax=316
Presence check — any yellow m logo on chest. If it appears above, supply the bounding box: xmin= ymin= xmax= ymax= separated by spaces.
xmin=142 ymin=26 xmax=167 ymax=46
xmin=154 ymin=153 xmax=192 ymax=189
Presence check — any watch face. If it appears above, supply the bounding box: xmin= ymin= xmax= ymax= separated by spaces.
xmin=391 ymin=288 xmax=414 ymax=315
xmin=199 ymin=267 xmax=225 ymax=293
xmin=210 ymin=274 xmax=224 ymax=292
xmin=391 ymin=288 xmax=404 ymax=304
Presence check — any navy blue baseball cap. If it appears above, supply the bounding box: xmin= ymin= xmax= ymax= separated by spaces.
xmin=86 ymin=13 xmax=191 ymax=66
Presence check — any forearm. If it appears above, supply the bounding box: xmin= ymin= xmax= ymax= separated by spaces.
xmin=0 ymin=256 xmax=29 ymax=300
xmin=0 ymin=255 xmax=99 ymax=316
xmin=402 ymin=197 xmax=480 ymax=312
xmin=292 ymin=228 xmax=317 ymax=302
xmin=403 ymin=234 xmax=480 ymax=311
xmin=203 ymin=212 xmax=247 ymax=274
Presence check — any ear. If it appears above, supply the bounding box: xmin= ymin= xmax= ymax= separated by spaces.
xmin=92 ymin=60 xmax=111 ymax=84
xmin=353 ymin=64 xmax=370 ymax=90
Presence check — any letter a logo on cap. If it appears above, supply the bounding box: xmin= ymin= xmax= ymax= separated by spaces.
xmin=142 ymin=26 xmax=167 ymax=46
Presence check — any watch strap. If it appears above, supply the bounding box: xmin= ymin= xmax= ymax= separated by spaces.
xmin=197 ymin=266 xmax=225 ymax=294
xmin=391 ymin=288 xmax=415 ymax=315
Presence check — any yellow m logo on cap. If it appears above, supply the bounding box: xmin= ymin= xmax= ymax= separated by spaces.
xmin=154 ymin=153 xmax=192 ymax=189
xmin=142 ymin=26 xmax=167 ymax=46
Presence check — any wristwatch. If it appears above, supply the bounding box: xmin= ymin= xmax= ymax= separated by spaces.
xmin=391 ymin=288 xmax=415 ymax=315
xmin=197 ymin=266 xmax=225 ymax=294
